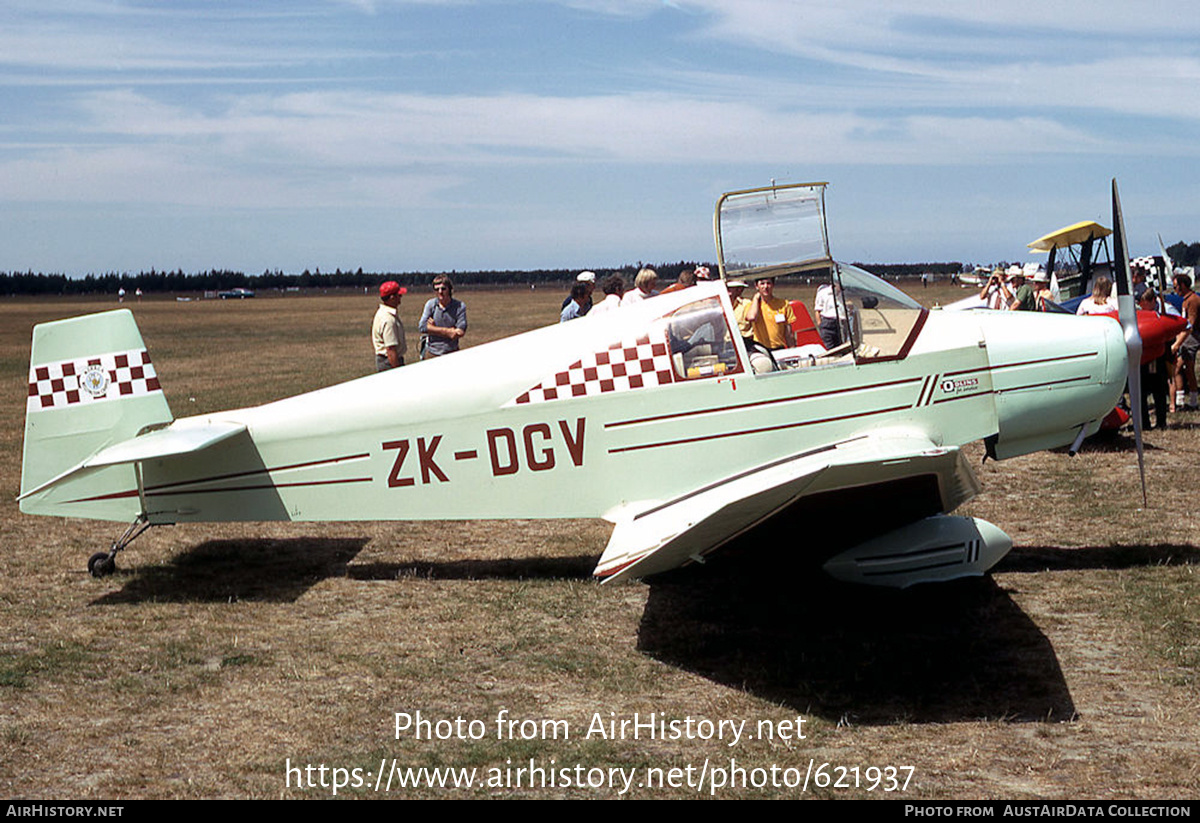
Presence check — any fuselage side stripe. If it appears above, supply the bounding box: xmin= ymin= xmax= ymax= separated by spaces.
xmin=987 ymin=352 xmax=1098 ymax=371
xmin=146 ymin=477 xmax=373 ymax=497
xmin=604 ymin=377 xmax=923 ymax=429
xmin=915 ymin=376 xmax=932 ymax=407
xmin=995 ymin=375 xmax=1092 ymax=393
xmin=609 ymin=405 xmax=911 ymax=454
xmin=143 ymin=451 xmax=372 ymax=493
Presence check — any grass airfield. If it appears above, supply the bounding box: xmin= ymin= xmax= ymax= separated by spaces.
xmin=1 ymin=281 xmax=1198 ymax=799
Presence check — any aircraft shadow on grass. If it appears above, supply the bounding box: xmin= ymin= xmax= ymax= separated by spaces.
xmin=91 ymin=537 xmax=371 ymax=605
xmin=88 ymin=532 xmax=1194 ymax=724
xmin=347 ymin=556 xmax=596 ymax=581
xmin=637 ymin=558 xmax=1077 ymax=726
xmin=1063 ymin=435 xmax=1166 ymax=454
xmin=998 ymin=543 xmax=1200 ymax=574
xmin=635 ymin=534 xmax=1197 ymax=724
xmin=1157 ymin=420 xmax=1200 ymax=431
xmin=90 ymin=538 xmax=597 ymax=605
xmin=93 ymin=536 xmax=1074 ymax=725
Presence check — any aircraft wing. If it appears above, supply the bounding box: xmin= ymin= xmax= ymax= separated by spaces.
xmin=594 ymin=431 xmax=980 ymax=584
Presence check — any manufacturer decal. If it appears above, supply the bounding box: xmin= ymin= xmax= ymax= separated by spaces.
xmin=940 ymin=377 xmax=979 ymax=395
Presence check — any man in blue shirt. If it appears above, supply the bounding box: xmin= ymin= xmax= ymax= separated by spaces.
xmin=560 ymin=282 xmax=590 ymax=323
xmin=419 ymin=275 xmax=467 ymax=357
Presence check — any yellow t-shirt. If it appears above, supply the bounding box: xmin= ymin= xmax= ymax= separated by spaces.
xmin=732 ymin=297 xmax=753 ymax=338
xmin=751 ymin=296 xmax=795 ymax=349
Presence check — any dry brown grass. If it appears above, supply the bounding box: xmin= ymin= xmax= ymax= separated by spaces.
xmin=1 ymin=281 xmax=1198 ymax=799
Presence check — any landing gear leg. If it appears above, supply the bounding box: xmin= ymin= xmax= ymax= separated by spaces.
xmin=89 ymin=514 xmax=152 ymax=577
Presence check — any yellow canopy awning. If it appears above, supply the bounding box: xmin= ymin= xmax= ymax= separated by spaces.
xmin=1027 ymin=220 xmax=1112 ymax=252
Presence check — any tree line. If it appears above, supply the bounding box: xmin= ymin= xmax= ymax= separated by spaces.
xmin=851 ymin=262 xmax=963 ymax=278
xmin=2 ymin=256 xmax=1109 ymax=296
xmin=0 ymin=263 xmax=705 ymax=296
xmin=1166 ymin=242 xmax=1200 ymax=269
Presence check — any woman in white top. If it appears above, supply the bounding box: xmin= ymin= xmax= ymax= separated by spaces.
xmin=1076 ymin=276 xmax=1119 ymax=315
xmin=588 ymin=274 xmax=625 ymax=317
xmin=620 ymin=267 xmax=659 ymax=307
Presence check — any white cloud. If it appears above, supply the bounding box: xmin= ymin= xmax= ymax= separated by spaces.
xmin=1 ymin=0 xmax=1197 ymax=271
xmin=6 ymin=83 xmax=1179 ymax=215
xmin=681 ymin=0 xmax=1200 ymax=56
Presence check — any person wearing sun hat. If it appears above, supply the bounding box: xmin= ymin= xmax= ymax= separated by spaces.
xmin=726 ymin=279 xmax=754 ymax=344
xmin=561 ymin=271 xmax=597 ymax=317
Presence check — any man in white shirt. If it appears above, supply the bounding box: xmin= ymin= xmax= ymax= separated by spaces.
xmin=372 ymin=281 xmax=408 ymax=371
xmin=813 ymin=281 xmax=845 ymax=348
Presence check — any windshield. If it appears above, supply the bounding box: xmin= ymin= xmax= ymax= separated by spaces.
xmin=835 ymin=263 xmax=927 ymax=361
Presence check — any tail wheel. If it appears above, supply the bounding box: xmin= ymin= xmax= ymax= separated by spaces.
xmin=88 ymin=552 xmax=116 ymax=577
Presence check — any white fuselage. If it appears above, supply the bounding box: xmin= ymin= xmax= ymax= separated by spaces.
xmin=111 ymin=284 xmax=1124 ymax=527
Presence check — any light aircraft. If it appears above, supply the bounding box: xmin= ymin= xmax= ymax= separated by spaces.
xmin=1023 ymin=221 xmax=1180 ymax=311
xmin=949 ymin=218 xmax=1181 ymax=364
xmin=1026 ymin=223 xmax=1177 ymax=310
xmin=20 ymin=182 xmax=1140 ymax=587
xmin=957 ymin=269 xmax=989 ymax=288
xmin=1027 ymin=220 xmax=1114 ymax=304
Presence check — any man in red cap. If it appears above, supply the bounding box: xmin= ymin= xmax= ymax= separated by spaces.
xmin=373 ymin=281 xmax=408 ymax=371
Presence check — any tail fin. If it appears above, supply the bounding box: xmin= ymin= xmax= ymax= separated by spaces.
xmin=20 ymin=310 xmax=173 ymax=521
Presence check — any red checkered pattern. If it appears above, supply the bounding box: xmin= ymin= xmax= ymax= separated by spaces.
xmin=27 ymin=349 xmax=161 ymax=412
xmin=513 ymin=334 xmax=674 ymax=405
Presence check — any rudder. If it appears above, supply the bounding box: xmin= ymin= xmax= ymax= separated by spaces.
xmin=20 ymin=310 xmax=173 ymax=521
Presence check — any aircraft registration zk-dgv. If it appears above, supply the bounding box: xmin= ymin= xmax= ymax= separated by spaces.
xmin=20 ymin=181 xmax=1138 ymax=587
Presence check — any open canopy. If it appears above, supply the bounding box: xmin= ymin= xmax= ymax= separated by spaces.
xmin=714 ymin=182 xmax=832 ymax=279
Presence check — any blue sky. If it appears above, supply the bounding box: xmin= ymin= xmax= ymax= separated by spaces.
xmin=2 ymin=0 xmax=1197 ymax=275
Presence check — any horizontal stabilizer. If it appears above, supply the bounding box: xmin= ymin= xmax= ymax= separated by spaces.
xmin=18 ymin=419 xmax=246 ymax=502
xmin=595 ymin=432 xmax=979 ymax=584
xmin=82 ymin=419 xmax=246 ymax=470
